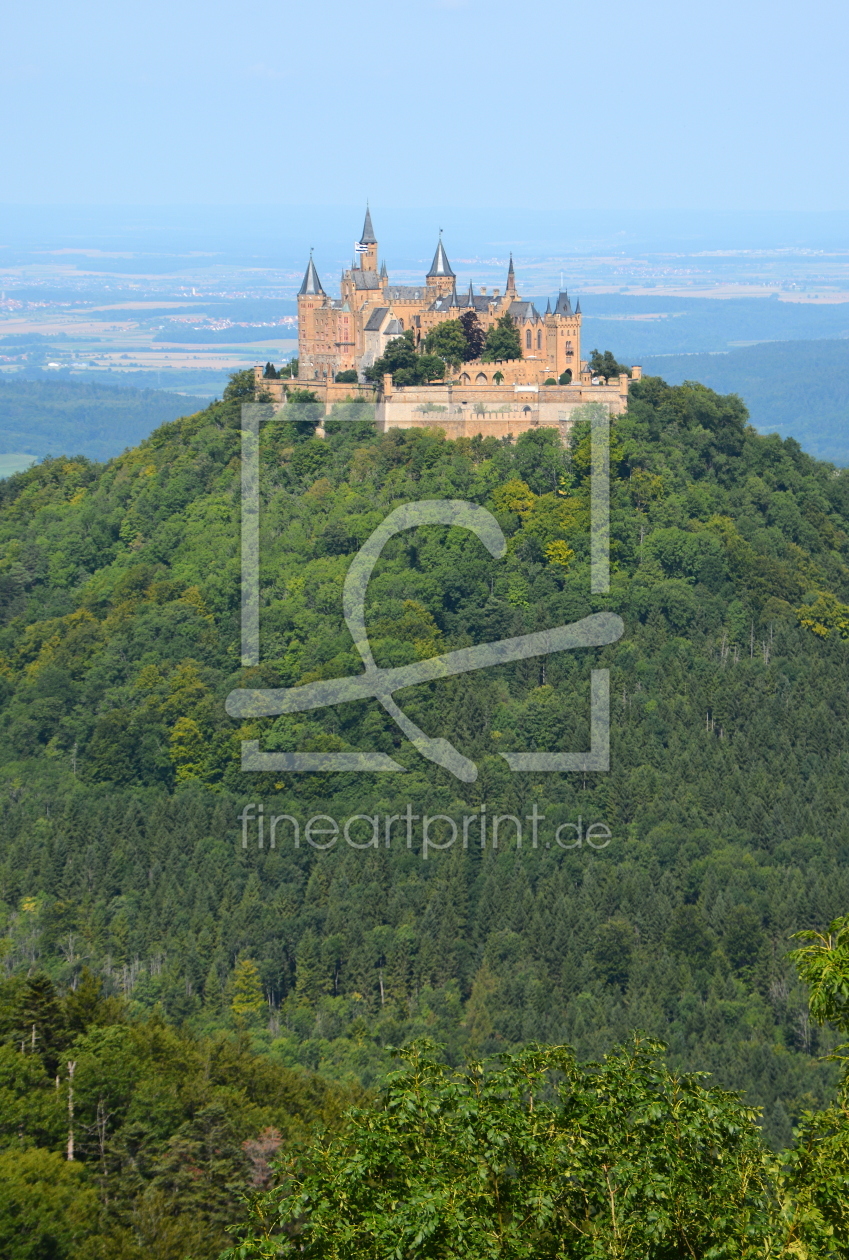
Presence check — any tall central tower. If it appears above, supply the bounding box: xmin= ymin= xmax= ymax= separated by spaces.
xmin=358 ymin=206 xmax=378 ymax=272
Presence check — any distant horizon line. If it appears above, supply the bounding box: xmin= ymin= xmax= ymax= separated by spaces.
xmin=3 ymin=203 xmax=849 ymax=216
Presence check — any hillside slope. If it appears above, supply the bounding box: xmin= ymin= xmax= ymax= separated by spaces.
xmin=643 ymin=338 xmax=849 ymax=464
xmin=1 ymin=373 xmax=849 ymax=1147
xmin=0 ymin=376 xmax=208 ymax=462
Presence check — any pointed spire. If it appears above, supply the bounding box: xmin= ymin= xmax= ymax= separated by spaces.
xmin=360 ymin=204 xmax=377 ymax=245
xmin=545 ymin=297 xmax=551 ymax=315
xmin=449 ymin=282 xmax=459 ymax=308
xmin=467 ymin=280 xmax=474 ymax=305
xmin=298 ymin=251 xmax=324 ymax=296
xmin=555 ymin=291 xmax=573 ymax=316
xmin=379 ymin=260 xmax=388 ymax=280
xmin=427 ymin=232 xmax=455 ymax=278
xmin=575 ymin=298 xmax=581 ymax=315
xmin=506 ymin=253 xmax=516 ymax=290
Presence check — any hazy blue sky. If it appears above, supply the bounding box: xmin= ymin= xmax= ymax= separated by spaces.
xmin=2 ymin=0 xmax=848 ymax=211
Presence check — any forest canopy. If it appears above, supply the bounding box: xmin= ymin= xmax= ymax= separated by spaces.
xmin=1 ymin=372 xmax=849 ymax=1255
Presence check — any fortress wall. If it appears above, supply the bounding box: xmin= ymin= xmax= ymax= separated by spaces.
xmin=253 ymin=367 xmax=629 ymax=436
xmin=378 ymin=380 xmax=628 ymax=439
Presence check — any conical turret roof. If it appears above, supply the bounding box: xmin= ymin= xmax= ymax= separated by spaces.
xmin=427 ymin=234 xmax=455 ymax=278
xmin=298 ymin=252 xmax=325 ymax=296
xmin=554 ymin=290 xmax=573 ymax=316
xmin=360 ymin=206 xmax=377 ymax=245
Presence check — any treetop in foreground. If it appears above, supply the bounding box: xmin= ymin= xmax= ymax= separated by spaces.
xmin=224 ymin=1036 xmax=776 ymax=1258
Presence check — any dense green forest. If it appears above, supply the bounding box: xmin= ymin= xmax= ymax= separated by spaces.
xmin=0 ymin=969 xmax=358 ymax=1258
xmin=3 ymin=369 xmax=849 ymax=1252
xmin=225 ymin=925 xmax=849 ymax=1258
xmin=0 ymin=376 xmax=208 ymax=463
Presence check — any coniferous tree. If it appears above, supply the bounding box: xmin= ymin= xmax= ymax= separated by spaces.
xmin=231 ymin=959 xmax=264 ymax=1019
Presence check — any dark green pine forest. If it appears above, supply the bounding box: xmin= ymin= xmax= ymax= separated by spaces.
xmin=3 ymin=369 xmax=849 ymax=1254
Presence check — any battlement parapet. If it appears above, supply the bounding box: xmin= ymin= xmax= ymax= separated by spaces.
xmin=254 ymin=362 xmax=640 ymax=441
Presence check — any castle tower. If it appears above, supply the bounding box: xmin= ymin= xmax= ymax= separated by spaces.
xmin=297 ymin=251 xmax=326 ymax=378
xmin=358 ymin=206 xmax=378 ymax=273
xmin=426 ymin=232 xmax=456 ymax=297
xmin=548 ymin=289 xmax=581 ymax=380
xmin=506 ymin=253 xmax=516 ymax=295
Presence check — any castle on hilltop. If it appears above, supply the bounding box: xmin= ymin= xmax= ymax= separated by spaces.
xmin=297 ymin=207 xmax=583 ymax=384
xmin=256 ymin=209 xmax=641 ymax=439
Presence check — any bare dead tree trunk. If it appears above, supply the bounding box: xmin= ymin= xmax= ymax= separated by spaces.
xmin=97 ymin=1095 xmax=108 ymax=1174
xmin=66 ymin=1061 xmax=76 ymax=1160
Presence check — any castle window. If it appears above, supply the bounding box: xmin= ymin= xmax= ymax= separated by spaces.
xmin=475 ymin=372 xmax=487 ymax=383
xmin=537 ymin=330 xmax=542 ymax=350
xmin=525 ymin=330 xmax=531 ymax=349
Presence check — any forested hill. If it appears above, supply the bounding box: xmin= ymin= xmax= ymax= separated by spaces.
xmin=0 ymin=375 xmax=209 ymax=462
xmin=2 ymin=371 xmax=849 ymax=1156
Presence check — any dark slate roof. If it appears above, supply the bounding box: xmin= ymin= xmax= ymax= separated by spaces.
xmin=427 ymin=237 xmax=455 ymax=278
xmin=574 ymin=298 xmax=582 ymax=315
xmin=298 ymin=255 xmax=325 ymax=296
xmin=384 ymin=318 xmax=404 ymax=336
xmin=386 ymin=285 xmax=426 ymax=300
xmin=353 ymin=270 xmax=381 ymax=290
xmin=460 ymin=294 xmax=494 ymax=312
xmin=554 ymin=291 xmax=574 ymax=316
xmin=545 ymin=298 xmax=551 ymax=315
xmin=360 ymin=206 xmax=377 ymax=245
xmin=364 ymin=307 xmax=389 ymax=331
xmin=508 ymin=300 xmax=539 ymax=321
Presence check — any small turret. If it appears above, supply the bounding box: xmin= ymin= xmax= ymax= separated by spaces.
xmin=427 ymin=231 xmax=455 ymax=296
